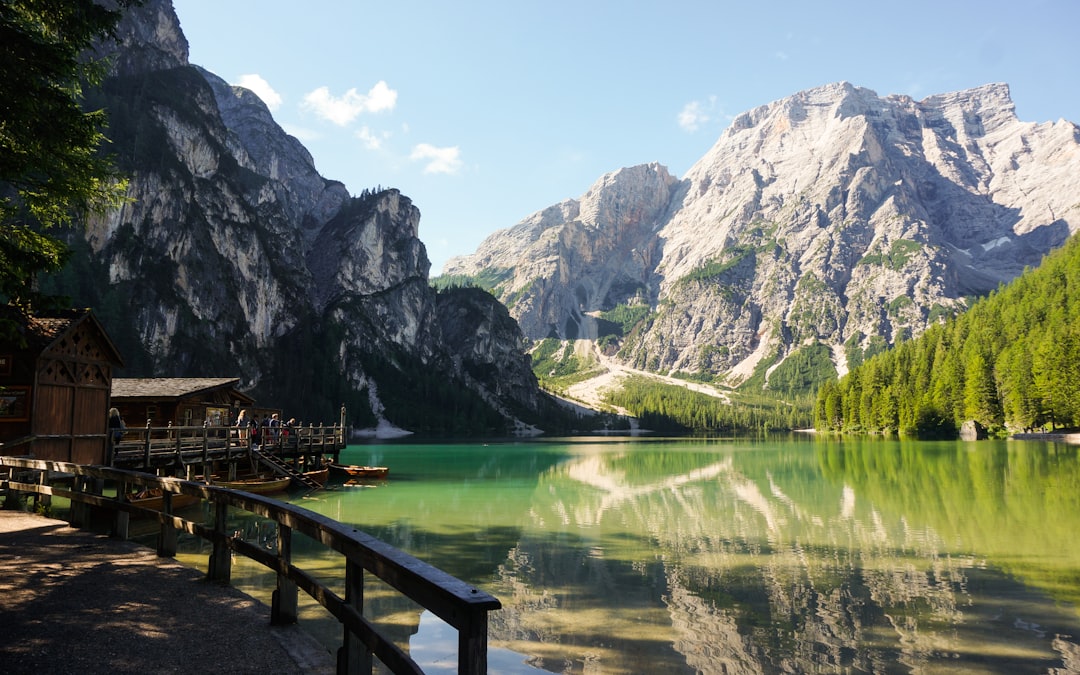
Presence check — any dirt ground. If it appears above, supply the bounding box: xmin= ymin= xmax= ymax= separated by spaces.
xmin=0 ymin=510 xmax=335 ymax=674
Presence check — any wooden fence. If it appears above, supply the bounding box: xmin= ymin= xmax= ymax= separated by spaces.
xmin=0 ymin=456 xmax=501 ymax=674
xmin=110 ymin=422 xmax=348 ymax=470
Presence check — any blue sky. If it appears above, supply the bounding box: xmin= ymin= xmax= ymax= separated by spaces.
xmin=171 ymin=0 xmax=1079 ymax=274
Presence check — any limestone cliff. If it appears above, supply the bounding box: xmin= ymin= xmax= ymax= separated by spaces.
xmin=444 ymin=82 xmax=1080 ymax=388
xmin=52 ymin=0 xmax=550 ymax=434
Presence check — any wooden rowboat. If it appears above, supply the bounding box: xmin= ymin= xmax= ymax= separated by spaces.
xmin=330 ymin=464 xmax=389 ymax=479
xmin=130 ymin=489 xmax=200 ymax=512
xmin=213 ymin=475 xmax=292 ymax=494
xmin=303 ymin=466 xmax=330 ymax=486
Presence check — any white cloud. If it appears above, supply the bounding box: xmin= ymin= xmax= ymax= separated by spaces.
xmin=302 ymin=81 xmax=398 ymax=126
xmin=410 ymin=143 xmax=462 ymax=175
xmin=356 ymin=126 xmax=388 ymax=150
xmin=678 ymin=101 xmax=709 ymax=132
xmin=235 ymin=73 xmax=282 ymax=111
xmin=678 ymin=95 xmax=721 ymax=132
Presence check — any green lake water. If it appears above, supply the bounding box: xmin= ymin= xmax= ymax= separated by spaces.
xmin=175 ymin=436 xmax=1080 ymax=674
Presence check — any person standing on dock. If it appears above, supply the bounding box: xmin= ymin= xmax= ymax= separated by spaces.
xmin=108 ymin=407 xmax=125 ymax=442
xmin=251 ymin=414 xmax=262 ymax=449
xmin=268 ymin=413 xmax=282 ymax=451
xmin=235 ymin=409 xmax=249 ymax=442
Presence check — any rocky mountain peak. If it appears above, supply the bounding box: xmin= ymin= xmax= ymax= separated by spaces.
xmin=55 ymin=0 xmax=554 ymax=435
xmin=101 ymin=0 xmax=189 ymax=76
xmin=447 ymin=82 xmax=1080 ymax=390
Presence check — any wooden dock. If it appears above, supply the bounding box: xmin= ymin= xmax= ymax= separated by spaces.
xmin=109 ymin=423 xmax=348 ymax=484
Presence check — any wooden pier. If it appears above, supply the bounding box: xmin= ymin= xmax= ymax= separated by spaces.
xmin=109 ymin=422 xmax=348 ymax=485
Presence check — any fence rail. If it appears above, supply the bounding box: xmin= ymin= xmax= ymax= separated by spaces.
xmin=109 ymin=422 xmax=347 ymax=470
xmin=0 ymin=456 xmax=500 ymax=674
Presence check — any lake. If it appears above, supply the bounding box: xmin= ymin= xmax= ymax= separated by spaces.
xmin=180 ymin=436 xmax=1080 ymax=674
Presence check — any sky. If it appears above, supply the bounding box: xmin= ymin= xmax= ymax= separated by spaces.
xmin=170 ymin=0 xmax=1079 ymax=275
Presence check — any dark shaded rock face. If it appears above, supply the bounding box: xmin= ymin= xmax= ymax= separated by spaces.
xmin=435 ymin=287 xmax=539 ymax=414
xmin=56 ymin=0 xmax=549 ymax=433
xmin=960 ymin=420 xmax=988 ymax=441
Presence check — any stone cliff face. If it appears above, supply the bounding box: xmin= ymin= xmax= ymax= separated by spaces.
xmin=444 ymin=82 xmax=1080 ymax=386
xmin=58 ymin=0 xmax=546 ymax=433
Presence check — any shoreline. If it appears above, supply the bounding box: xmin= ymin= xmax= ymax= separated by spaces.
xmin=1011 ymin=432 xmax=1080 ymax=445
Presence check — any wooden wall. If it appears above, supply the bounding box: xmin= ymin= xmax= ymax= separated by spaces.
xmin=30 ymin=319 xmax=114 ymax=463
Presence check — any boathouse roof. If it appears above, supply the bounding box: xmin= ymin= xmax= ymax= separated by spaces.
xmin=2 ymin=306 xmax=125 ymax=365
xmin=111 ymin=378 xmax=254 ymax=404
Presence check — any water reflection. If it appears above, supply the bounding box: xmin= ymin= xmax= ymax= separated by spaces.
xmin=182 ymin=438 xmax=1080 ymax=673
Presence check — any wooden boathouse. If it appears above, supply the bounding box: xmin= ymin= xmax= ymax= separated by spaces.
xmin=110 ymin=377 xmax=254 ymax=428
xmin=0 ymin=308 xmax=124 ymax=464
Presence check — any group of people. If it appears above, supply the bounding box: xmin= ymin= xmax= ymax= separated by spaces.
xmin=234 ymin=410 xmax=298 ymax=449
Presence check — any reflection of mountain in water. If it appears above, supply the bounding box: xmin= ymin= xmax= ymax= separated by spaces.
xmin=489 ymin=442 xmax=1080 ymax=674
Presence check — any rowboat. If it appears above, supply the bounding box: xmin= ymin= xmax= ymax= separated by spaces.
xmin=213 ymin=475 xmax=292 ymax=494
xmin=330 ymin=464 xmax=389 ymax=479
xmin=130 ymin=489 xmax=200 ymax=512
xmin=303 ymin=465 xmax=330 ymax=485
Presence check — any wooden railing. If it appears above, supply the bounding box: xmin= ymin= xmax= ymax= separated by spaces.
xmin=0 ymin=456 xmax=500 ymax=674
xmin=111 ymin=422 xmax=348 ymax=469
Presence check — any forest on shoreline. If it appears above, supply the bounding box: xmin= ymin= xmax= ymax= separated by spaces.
xmin=814 ymin=233 xmax=1080 ymax=437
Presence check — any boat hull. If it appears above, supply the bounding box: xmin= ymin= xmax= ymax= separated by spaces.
xmin=130 ymin=490 xmax=200 ymax=513
xmin=330 ymin=464 xmax=389 ymax=479
xmin=213 ymin=476 xmax=291 ymax=494
xmin=303 ymin=466 xmax=330 ymax=485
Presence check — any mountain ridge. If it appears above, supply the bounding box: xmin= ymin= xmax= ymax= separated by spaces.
xmin=48 ymin=0 xmax=561 ymax=435
xmin=444 ymin=81 xmax=1080 ymax=393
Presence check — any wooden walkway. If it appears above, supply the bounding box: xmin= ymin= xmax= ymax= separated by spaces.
xmin=0 ymin=510 xmax=335 ymax=674
xmin=110 ymin=423 xmax=347 ymax=474
xmin=0 ymin=457 xmax=501 ymax=674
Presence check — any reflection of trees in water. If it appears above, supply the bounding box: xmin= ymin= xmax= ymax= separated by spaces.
xmin=487 ymin=446 xmax=1080 ymax=673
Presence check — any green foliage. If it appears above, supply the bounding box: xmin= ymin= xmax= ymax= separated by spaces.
xmin=530 ymin=338 xmax=600 ymax=392
xmin=596 ymin=303 xmax=651 ymax=339
xmin=354 ymin=347 xmax=511 ymax=436
xmin=605 ymin=376 xmax=813 ymax=433
xmin=675 ymin=246 xmax=753 ymax=287
xmin=767 ymin=342 xmax=837 ymax=397
xmin=857 ymin=239 xmax=923 ymax=271
xmin=736 ymin=338 xmax=780 ymax=392
xmin=887 ymin=295 xmax=914 ymax=316
xmin=844 ymin=333 xmax=864 ymax=370
xmin=927 ymin=303 xmax=954 ymax=324
xmin=818 ymin=233 xmax=1080 ymax=436
xmin=0 ymin=0 xmax=138 ymax=324
xmin=431 ymin=267 xmax=513 ymax=294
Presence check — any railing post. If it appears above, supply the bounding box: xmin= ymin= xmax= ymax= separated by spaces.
xmin=36 ymin=469 xmax=50 ymax=514
xmin=337 ymin=559 xmax=371 ymax=674
xmin=69 ymin=474 xmax=88 ymax=528
xmin=157 ymin=491 xmax=178 ymax=558
xmin=207 ymin=500 xmax=231 ymax=583
xmin=112 ymin=479 xmax=130 ymax=540
xmin=271 ymin=523 xmax=298 ymax=625
xmin=458 ymin=608 xmax=491 ymax=675
xmin=338 ymin=405 xmax=346 ymax=448
xmin=142 ymin=420 xmax=152 ymax=468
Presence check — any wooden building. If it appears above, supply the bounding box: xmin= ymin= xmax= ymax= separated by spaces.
xmin=110 ymin=378 xmax=255 ymax=429
xmin=0 ymin=308 xmax=124 ymax=463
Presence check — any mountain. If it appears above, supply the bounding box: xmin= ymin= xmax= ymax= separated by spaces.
xmin=44 ymin=0 xmax=559 ymax=435
xmin=443 ymin=82 xmax=1080 ymax=392
xmin=815 ymin=230 xmax=1080 ymax=435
